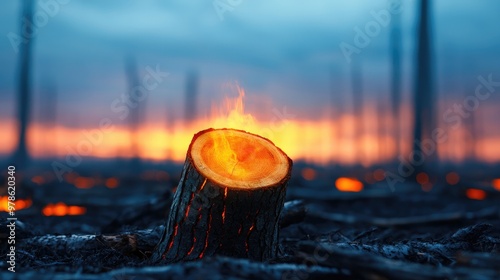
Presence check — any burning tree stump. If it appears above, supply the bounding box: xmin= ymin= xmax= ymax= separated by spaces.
xmin=151 ymin=128 xmax=292 ymax=263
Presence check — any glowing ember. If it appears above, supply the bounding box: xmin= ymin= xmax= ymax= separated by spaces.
xmin=446 ymin=172 xmax=460 ymax=185
xmin=492 ymin=179 xmax=500 ymax=191
xmin=301 ymin=168 xmax=317 ymax=181
xmin=31 ymin=175 xmax=45 ymax=185
xmin=42 ymin=202 xmax=86 ymax=216
xmin=0 ymin=196 xmax=32 ymax=212
xmin=466 ymin=189 xmax=486 ymax=200
xmin=74 ymin=177 xmax=95 ymax=189
xmin=105 ymin=177 xmax=119 ymax=188
xmin=416 ymin=172 xmax=429 ymax=185
xmin=335 ymin=177 xmax=363 ymax=192
xmin=373 ymin=169 xmax=385 ymax=181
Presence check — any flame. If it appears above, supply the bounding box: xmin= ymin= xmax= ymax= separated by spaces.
xmin=0 ymin=196 xmax=32 ymax=212
xmin=42 ymin=202 xmax=86 ymax=216
xmin=492 ymin=179 xmax=500 ymax=191
xmin=335 ymin=177 xmax=363 ymax=192
xmin=466 ymin=189 xmax=486 ymax=200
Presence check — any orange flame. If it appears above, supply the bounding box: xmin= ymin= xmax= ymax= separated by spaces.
xmin=0 ymin=196 xmax=32 ymax=212
xmin=335 ymin=177 xmax=363 ymax=192
xmin=42 ymin=202 xmax=86 ymax=216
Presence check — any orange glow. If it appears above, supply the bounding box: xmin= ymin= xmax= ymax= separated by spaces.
xmin=416 ymin=172 xmax=429 ymax=185
xmin=446 ymin=172 xmax=460 ymax=185
xmin=301 ymin=168 xmax=317 ymax=181
xmin=74 ymin=177 xmax=95 ymax=189
xmin=2 ymin=88 xmax=500 ymax=165
xmin=466 ymin=189 xmax=486 ymax=200
xmin=492 ymin=179 xmax=500 ymax=191
xmin=373 ymin=169 xmax=385 ymax=181
xmin=335 ymin=177 xmax=363 ymax=192
xmin=0 ymin=196 xmax=32 ymax=212
xmin=192 ymin=128 xmax=289 ymax=189
xmin=42 ymin=202 xmax=86 ymax=216
xmin=31 ymin=175 xmax=45 ymax=185
xmin=105 ymin=177 xmax=119 ymax=188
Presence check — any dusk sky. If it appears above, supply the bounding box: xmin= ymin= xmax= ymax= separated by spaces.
xmin=1 ymin=0 xmax=500 ymax=163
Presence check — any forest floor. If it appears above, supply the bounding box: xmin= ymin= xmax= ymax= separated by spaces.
xmin=1 ymin=172 xmax=499 ymax=280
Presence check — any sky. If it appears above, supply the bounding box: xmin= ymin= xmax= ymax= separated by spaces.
xmin=1 ymin=0 xmax=500 ymax=163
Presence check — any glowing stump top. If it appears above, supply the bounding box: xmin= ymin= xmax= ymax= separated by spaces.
xmin=190 ymin=128 xmax=291 ymax=189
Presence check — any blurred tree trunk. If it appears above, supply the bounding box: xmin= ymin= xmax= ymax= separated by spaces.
xmin=351 ymin=59 xmax=364 ymax=164
xmin=124 ymin=55 xmax=143 ymax=175
xmin=13 ymin=0 xmax=35 ymax=168
xmin=390 ymin=9 xmax=402 ymax=158
xmin=412 ymin=0 xmax=436 ymax=175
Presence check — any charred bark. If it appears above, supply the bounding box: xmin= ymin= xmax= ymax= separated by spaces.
xmin=151 ymin=129 xmax=292 ymax=263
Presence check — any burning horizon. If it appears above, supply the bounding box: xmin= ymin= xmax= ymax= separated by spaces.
xmin=1 ymin=86 xmax=500 ymax=166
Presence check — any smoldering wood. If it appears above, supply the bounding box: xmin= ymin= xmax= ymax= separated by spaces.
xmin=150 ymin=156 xmax=291 ymax=263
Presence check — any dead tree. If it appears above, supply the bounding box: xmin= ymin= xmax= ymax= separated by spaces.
xmin=12 ymin=0 xmax=35 ymax=168
xmin=124 ymin=55 xmax=143 ymax=174
xmin=390 ymin=8 xmax=402 ymax=157
xmin=412 ymin=0 xmax=436 ymax=174
xmin=151 ymin=128 xmax=292 ymax=263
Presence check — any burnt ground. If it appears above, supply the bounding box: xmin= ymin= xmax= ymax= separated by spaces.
xmin=1 ymin=171 xmax=500 ymax=280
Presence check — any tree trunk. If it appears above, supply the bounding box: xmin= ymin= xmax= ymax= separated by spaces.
xmin=151 ymin=128 xmax=292 ymax=263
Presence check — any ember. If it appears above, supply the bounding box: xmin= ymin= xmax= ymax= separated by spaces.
xmin=42 ymin=203 xmax=87 ymax=216
xmin=335 ymin=177 xmax=363 ymax=192
xmin=0 ymin=196 xmax=32 ymax=212
xmin=466 ymin=189 xmax=487 ymax=200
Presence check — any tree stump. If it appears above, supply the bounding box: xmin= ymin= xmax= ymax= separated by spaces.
xmin=151 ymin=128 xmax=292 ymax=263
